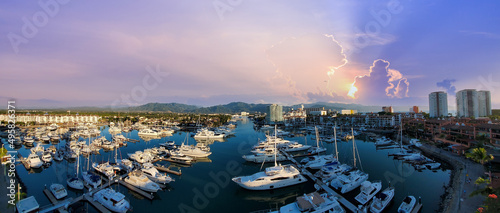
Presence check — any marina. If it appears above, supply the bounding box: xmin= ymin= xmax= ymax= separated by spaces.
xmin=4 ymin=118 xmax=452 ymax=213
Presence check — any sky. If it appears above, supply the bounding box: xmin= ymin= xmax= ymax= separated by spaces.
xmin=1 ymin=0 xmax=499 ymax=109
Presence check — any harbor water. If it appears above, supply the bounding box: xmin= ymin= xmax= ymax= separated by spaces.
xmin=12 ymin=118 xmax=451 ymax=213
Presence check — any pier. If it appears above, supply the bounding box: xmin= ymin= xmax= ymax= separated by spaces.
xmin=280 ymin=150 xmax=361 ymax=213
xmin=154 ymin=165 xmax=182 ymax=176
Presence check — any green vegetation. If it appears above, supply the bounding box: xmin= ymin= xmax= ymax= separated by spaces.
xmin=471 ymin=177 xmax=500 ymax=213
xmin=466 ymin=148 xmax=494 ymax=165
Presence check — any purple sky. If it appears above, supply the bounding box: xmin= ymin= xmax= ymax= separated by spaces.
xmin=1 ymin=0 xmax=499 ymax=109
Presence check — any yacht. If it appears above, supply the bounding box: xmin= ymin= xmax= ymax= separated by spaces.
xmin=47 ymin=124 xmax=58 ymax=131
xmin=314 ymin=163 xmax=352 ymax=182
xmin=53 ymin=150 xmax=64 ymax=161
xmin=93 ymin=162 xmax=116 ymax=179
xmin=330 ymin=170 xmax=369 ymax=194
xmin=49 ymin=183 xmax=67 ymax=199
xmin=141 ymin=163 xmax=174 ymax=184
xmin=375 ymin=137 xmax=393 ymax=146
xmin=369 ymin=187 xmax=395 ymax=213
xmin=280 ymin=142 xmax=311 ymax=152
xmin=124 ymin=170 xmax=161 ymax=193
xmin=397 ymin=195 xmax=416 ymax=213
xmin=168 ymin=152 xmax=193 ymax=165
xmin=425 ymin=162 xmax=441 ymax=169
xmin=138 ymin=129 xmax=159 ymax=136
xmin=271 ymin=192 xmax=345 ymax=213
xmin=243 ymin=152 xmax=287 ymax=163
xmin=193 ymin=129 xmax=225 ymax=139
xmin=82 ymin=171 xmax=102 ymax=189
xmin=27 ymin=153 xmax=43 ymax=168
xmin=232 ymin=164 xmax=306 ymax=190
xmin=41 ymin=135 xmax=51 ymax=142
xmin=301 ymin=154 xmax=337 ymax=170
xmin=178 ymin=143 xmax=212 ymax=158
xmin=23 ymin=137 xmax=35 ymax=145
xmin=354 ymin=180 xmax=382 ymax=205
xmin=41 ymin=152 xmax=53 ymax=163
xmin=93 ymin=188 xmax=130 ymax=213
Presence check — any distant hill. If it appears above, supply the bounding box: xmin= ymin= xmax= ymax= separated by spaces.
xmin=128 ymin=103 xmax=199 ymax=113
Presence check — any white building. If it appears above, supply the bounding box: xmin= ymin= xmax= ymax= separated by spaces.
xmin=0 ymin=114 xmax=102 ymax=124
xmin=429 ymin=91 xmax=448 ymax=118
xmin=456 ymin=89 xmax=479 ymax=118
xmin=478 ymin=90 xmax=492 ymax=117
xmin=341 ymin=109 xmax=357 ymax=115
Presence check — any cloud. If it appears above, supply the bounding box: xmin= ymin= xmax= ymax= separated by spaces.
xmin=349 ymin=59 xmax=410 ymax=104
xmin=436 ymin=79 xmax=456 ymax=95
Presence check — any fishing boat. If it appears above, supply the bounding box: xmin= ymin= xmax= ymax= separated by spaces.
xmin=93 ymin=188 xmax=130 ymax=213
xmin=49 ymin=183 xmax=67 ymax=199
xmin=124 ymin=170 xmax=161 ymax=193
xmin=354 ymin=180 xmax=382 ymax=205
xmin=271 ymin=192 xmax=345 ymax=213
xmin=369 ymin=186 xmax=395 ymax=213
xmin=397 ymin=195 xmax=416 ymax=213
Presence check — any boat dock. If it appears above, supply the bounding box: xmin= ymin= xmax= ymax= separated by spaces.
xmin=18 ymin=153 xmax=30 ymax=169
xmin=154 ymin=165 xmax=182 ymax=176
xmin=280 ymin=150 xmax=361 ymax=213
xmin=42 ymin=189 xmax=70 ymax=213
xmin=126 ymin=138 xmax=140 ymax=143
xmin=153 ymin=157 xmax=192 ymax=166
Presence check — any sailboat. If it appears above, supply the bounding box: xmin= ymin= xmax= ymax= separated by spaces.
xmin=301 ymin=127 xmax=336 ymax=169
xmin=67 ymin=153 xmax=84 ymax=190
xmin=392 ymin=122 xmax=414 ymax=157
xmin=82 ymin=136 xmax=102 ymax=189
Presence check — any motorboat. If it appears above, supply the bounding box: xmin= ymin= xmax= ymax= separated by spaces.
xmin=168 ymin=152 xmax=193 ymax=165
xmin=193 ymin=129 xmax=225 ymax=139
xmin=243 ymin=152 xmax=287 ymax=163
xmin=93 ymin=188 xmax=130 ymax=213
xmin=271 ymin=192 xmax=345 ymax=213
xmin=41 ymin=151 xmax=53 ymax=163
xmin=53 ymin=150 xmax=64 ymax=161
xmin=93 ymin=162 xmax=115 ymax=179
xmin=141 ymin=163 xmax=174 ymax=184
xmin=178 ymin=143 xmax=212 ymax=158
xmin=315 ymin=163 xmax=352 ymax=182
xmin=375 ymin=137 xmax=393 ymax=146
xmin=425 ymin=162 xmax=441 ymax=169
xmin=280 ymin=142 xmax=311 ymax=152
xmin=49 ymin=183 xmax=67 ymax=199
xmin=369 ymin=187 xmax=395 ymax=213
xmin=138 ymin=129 xmax=159 ymax=136
xmin=124 ymin=170 xmax=161 ymax=193
xmin=301 ymin=154 xmax=337 ymax=170
xmin=82 ymin=171 xmax=102 ymax=189
xmin=354 ymin=180 xmax=382 ymax=205
xmin=27 ymin=153 xmax=43 ymax=169
xmin=232 ymin=164 xmax=306 ymax=190
xmin=41 ymin=135 xmax=51 ymax=142
xmin=23 ymin=137 xmax=35 ymax=145
xmin=330 ymin=170 xmax=369 ymax=194
xmin=397 ymin=195 xmax=416 ymax=213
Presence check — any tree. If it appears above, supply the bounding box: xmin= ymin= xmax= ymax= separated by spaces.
xmin=466 ymin=148 xmax=494 ymax=165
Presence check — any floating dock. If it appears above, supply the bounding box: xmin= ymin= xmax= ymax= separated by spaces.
xmin=42 ymin=189 xmax=70 ymax=213
xmin=280 ymin=150 xmax=360 ymax=213
xmin=18 ymin=153 xmax=30 ymax=170
xmin=155 ymin=165 xmax=182 ymax=176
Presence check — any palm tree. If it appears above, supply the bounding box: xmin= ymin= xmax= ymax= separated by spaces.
xmin=466 ymin=148 xmax=494 ymax=165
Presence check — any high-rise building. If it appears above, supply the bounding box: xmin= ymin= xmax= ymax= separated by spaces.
xmin=266 ymin=104 xmax=283 ymax=123
xmin=456 ymin=89 xmax=479 ymax=118
xmin=382 ymin=106 xmax=393 ymax=113
xmin=412 ymin=106 xmax=419 ymax=113
xmin=429 ymin=92 xmax=448 ymax=118
xmin=478 ymin=90 xmax=492 ymax=117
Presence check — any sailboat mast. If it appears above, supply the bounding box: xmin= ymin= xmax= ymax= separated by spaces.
xmin=352 ymin=128 xmax=356 ymax=168
xmin=315 ymin=126 xmax=320 ymax=156
xmin=334 ymin=122 xmax=338 ymax=160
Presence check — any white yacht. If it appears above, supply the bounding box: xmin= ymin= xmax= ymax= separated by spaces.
xmin=141 ymin=163 xmax=174 ymax=184
xmin=193 ymin=129 xmax=225 ymax=139
xmin=27 ymin=153 xmax=43 ymax=168
xmin=369 ymin=187 xmax=395 ymax=213
xmin=24 ymin=137 xmax=35 ymax=145
xmin=93 ymin=188 xmax=130 ymax=213
xmin=49 ymin=183 xmax=67 ymax=199
xmin=92 ymin=162 xmax=115 ymax=179
xmin=124 ymin=170 xmax=161 ymax=193
xmin=271 ymin=192 xmax=345 ymax=213
xmin=397 ymin=195 xmax=416 ymax=213
xmin=301 ymin=154 xmax=337 ymax=170
xmin=314 ymin=163 xmax=352 ymax=182
xmin=330 ymin=170 xmax=369 ymax=194
xmin=178 ymin=144 xmax=212 ymax=158
xmin=354 ymin=180 xmax=382 ymax=205
xmin=243 ymin=152 xmax=287 ymax=163
xmin=232 ymin=164 xmax=306 ymax=190
xmin=281 ymin=142 xmax=311 ymax=152
xmin=375 ymin=137 xmax=393 ymax=146
xmin=67 ymin=177 xmax=84 ymax=190
xmin=169 ymin=152 xmax=193 ymax=165
xmin=41 ymin=135 xmax=51 ymax=142
xmin=41 ymin=152 xmax=53 ymax=163
xmin=138 ymin=129 xmax=159 ymax=136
